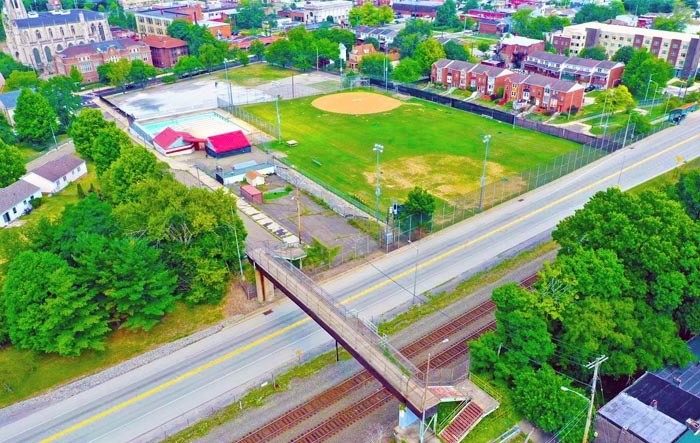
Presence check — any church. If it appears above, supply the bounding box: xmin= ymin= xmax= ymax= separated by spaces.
xmin=2 ymin=0 xmax=113 ymax=73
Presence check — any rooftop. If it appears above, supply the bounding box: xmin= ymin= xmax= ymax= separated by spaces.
xmin=56 ymin=38 xmax=147 ymax=57
xmin=13 ymin=9 xmax=106 ymax=29
xmin=207 ymin=130 xmax=251 ymax=153
xmin=29 ymin=154 xmax=85 ymax=182
xmin=564 ymin=21 xmax=699 ymax=41
xmin=0 ymin=180 xmax=40 ymax=214
xmin=655 ymin=336 xmax=700 ymax=398
xmin=0 ymin=90 xmax=21 ymax=110
xmin=500 ymin=36 xmax=543 ymax=47
xmin=140 ymin=35 xmax=188 ymax=48
xmin=519 ymin=73 xmax=584 ymax=92
xmin=598 ymin=393 xmax=688 ymax=443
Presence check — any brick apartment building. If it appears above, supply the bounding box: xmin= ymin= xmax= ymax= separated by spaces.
xmin=54 ymin=38 xmax=152 ymax=83
xmin=523 ymin=50 xmax=624 ymax=89
xmin=463 ymin=9 xmax=509 ymax=35
xmin=431 ymin=59 xmax=514 ymax=95
xmin=393 ymin=1 xmax=442 ymax=18
xmin=140 ymin=35 xmax=188 ymax=68
xmin=135 ymin=3 xmax=231 ymax=39
xmin=550 ymin=22 xmax=700 ymax=78
xmin=504 ymin=73 xmax=584 ymax=113
xmin=496 ymin=36 xmax=545 ymax=68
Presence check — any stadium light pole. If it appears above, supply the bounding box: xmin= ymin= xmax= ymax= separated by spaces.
xmin=644 ymin=73 xmax=654 ymax=102
xmin=478 ymin=135 xmax=491 ymax=213
xmin=374 ymin=143 xmax=384 ymax=236
xmin=223 ymin=58 xmax=233 ymax=109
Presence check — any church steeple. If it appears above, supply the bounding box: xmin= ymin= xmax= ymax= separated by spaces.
xmin=4 ymin=0 xmax=28 ymax=20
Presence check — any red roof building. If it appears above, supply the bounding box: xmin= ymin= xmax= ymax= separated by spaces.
xmin=141 ymin=35 xmax=189 ymax=68
xmin=206 ymin=131 xmax=251 ymax=158
xmin=152 ymin=127 xmax=206 ymax=156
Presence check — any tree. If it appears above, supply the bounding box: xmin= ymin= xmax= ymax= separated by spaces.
xmin=595 ymin=85 xmax=635 ymax=113
xmin=462 ymin=0 xmax=479 ymax=11
xmin=393 ymin=19 xmax=432 ymax=58
xmin=359 ymin=53 xmax=392 ymax=78
xmin=39 ymin=75 xmax=82 ymax=129
xmin=629 ymin=111 xmax=651 ymax=134
xmin=102 ymin=145 xmax=169 ymax=205
xmin=444 ymin=40 xmax=472 ymax=61
xmin=653 ymin=1 xmax=692 ymax=31
xmin=0 ymin=250 xmax=110 ymax=356
xmin=70 ymin=108 xmax=110 ymax=159
xmin=127 ymin=59 xmax=157 ymax=87
xmin=402 ymin=187 xmax=436 ymax=224
xmin=198 ymin=43 xmax=226 ymax=70
xmin=573 ymin=1 xmax=624 ymax=23
xmin=612 ymin=46 xmax=635 ymax=64
xmin=14 ymin=88 xmax=57 ymax=146
xmin=677 ymin=170 xmax=700 ymax=220
xmin=349 ymin=2 xmax=394 ymax=26
xmin=98 ymin=58 xmax=131 ymax=90
xmin=0 ymin=113 xmax=16 ymax=144
xmin=579 ymin=45 xmax=608 ymax=60
xmin=69 ymin=65 xmax=84 ymax=85
xmin=0 ymin=53 xmax=32 ymax=78
xmin=237 ymin=50 xmax=250 ymax=67
xmin=92 ymin=123 xmax=133 ymax=175
xmin=266 ymin=39 xmax=296 ymax=67
xmin=414 ymin=39 xmax=446 ymax=74
xmin=236 ymin=0 xmax=266 ymax=29
xmin=0 ymin=140 xmax=25 ymax=187
xmin=249 ymin=39 xmax=266 ymax=60
xmin=391 ymin=58 xmax=423 ymax=83
xmin=622 ymin=48 xmax=674 ymax=97
xmin=5 ymin=70 xmax=39 ymax=91
xmin=435 ymin=0 xmax=460 ymax=28
xmin=172 ymin=55 xmax=204 ymax=77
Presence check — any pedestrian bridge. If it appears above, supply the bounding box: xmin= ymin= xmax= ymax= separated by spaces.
xmin=247 ymin=247 xmax=497 ymax=418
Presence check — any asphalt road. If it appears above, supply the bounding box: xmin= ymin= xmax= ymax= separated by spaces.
xmin=1 ymin=113 xmax=699 ymax=443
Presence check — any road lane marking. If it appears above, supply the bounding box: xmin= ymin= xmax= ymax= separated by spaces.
xmin=40 ymin=133 xmax=700 ymax=442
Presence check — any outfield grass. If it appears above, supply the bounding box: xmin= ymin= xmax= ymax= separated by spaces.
xmin=219 ymin=63 xmax=295 ymax=87
xmin=245 ymin=93 xmax=583 ymax=207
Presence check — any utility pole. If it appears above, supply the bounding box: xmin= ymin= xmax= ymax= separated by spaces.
xmin=373 ymin=143 xmax=384 ymax=236
xmin=296 ymin=184 xmax=302 ymax=245
xmin=275 ymin=95 xmax=282 ymax=142
xmin=644 ymin=73 xmax=654 ymax=103
xmin=478 ymin=135 xmax=491 ymax=213
xmin=419 ymin=353 xmax=431 ymax=443
xmin=583 ymin=355 xmax=608 ymax=443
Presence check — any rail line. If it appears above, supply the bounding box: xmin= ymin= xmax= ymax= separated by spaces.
xmin=235 ymin=274 xmax=533 ymax=443
xmin=289 ymin=321 xmax=497 ymax=443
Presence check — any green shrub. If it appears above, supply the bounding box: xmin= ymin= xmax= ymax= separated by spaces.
xmin=161 ymin=74 xmax=177 ymax=84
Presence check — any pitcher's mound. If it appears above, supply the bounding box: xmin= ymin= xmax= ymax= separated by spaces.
xmin=312 ymin=92 xmax=402 ymax=115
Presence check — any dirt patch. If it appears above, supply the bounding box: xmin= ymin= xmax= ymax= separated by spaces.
xmin=363 ymin=154 xmax=511 ymax=201
xmin=223 ymin=283 xmax=260 ymax=317
xmin=312 ymin=92 xmax=402 ymax=115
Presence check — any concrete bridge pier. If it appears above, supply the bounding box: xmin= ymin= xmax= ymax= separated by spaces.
xmin=254 ymin=267 xmax=276 ymax=302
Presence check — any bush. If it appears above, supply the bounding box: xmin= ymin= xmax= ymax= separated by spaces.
xmin=161 ymin=74 xmax=178 ymax=84
xmin=31 ymin=197 xmax=43 ymax=208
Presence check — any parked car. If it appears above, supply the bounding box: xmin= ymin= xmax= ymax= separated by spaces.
xmin=584 ymin=85 xmax=596 ymax=93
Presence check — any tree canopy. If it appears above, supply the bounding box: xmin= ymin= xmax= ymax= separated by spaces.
xmin=414 ymin=38 xmax=446 ymax=74
xmin=573 ymin=1 xmax=625 ymax=23
xmin=435 ymin=0 xmax=461 ymax=28
xmin=359 ymin=53 xmax=392 ymax=79
xmin=349 ymin=2 xmax=394 ymax=26
xmin=677 ymin=170 xmax=700 ymax=221
xmin=579 ymin=45 xmax=608 ymax=61
xmin=612 ymin=46 xmax=635 ymax=64
xmin=39 ymin=75 xmax=82 ymax=130
xmin=621 ymin=47 xmax=674 ymax=97
xmin=510 ymin=9 xmax=569 ymax=40
xmin=0 ymin=139 xmax=25 ymax=188
xmin=14 ymin=88 xmax=57 ymax=146
xmin=391 ymin=58 xmax=423 ymax=83
xmin=70 ymin=108 xmax=111 ymax=159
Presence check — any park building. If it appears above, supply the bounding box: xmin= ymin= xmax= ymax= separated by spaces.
xmin=550 ymin=22 xmax=700 ymax=79
xmin=2 ymin=0 xmax=112 ymax=73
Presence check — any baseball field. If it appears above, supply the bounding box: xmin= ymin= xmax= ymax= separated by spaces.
xmin=244 ymin=91 xmax=583 ymax=208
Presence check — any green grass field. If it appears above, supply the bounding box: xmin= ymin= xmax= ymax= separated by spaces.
xmin=218 ymin=64 xmax=295 ymax=87
xmin=245 ymin=93 xmax=584 ymax=207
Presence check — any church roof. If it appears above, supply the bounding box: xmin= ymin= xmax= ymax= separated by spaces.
xmin=56 ymin=38 xmax=146 ymax=57
xmin=14 ymin=9 xmax=106 ymax=29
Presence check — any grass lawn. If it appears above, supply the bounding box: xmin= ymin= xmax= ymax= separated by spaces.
xmin=0 ymin=301 xmax=225 ymax=408
xmin=219 ymin=63 xmax=295 ymax=87
xmin=245 ymin=93 xmax=583 ymax=207
xmin=466 ymin=373 xmax=523 ymax=442
xmin=632 ymin=155 xmax=700 ymax=194
xmin=18 ymin=145 xmax=47 ymax=163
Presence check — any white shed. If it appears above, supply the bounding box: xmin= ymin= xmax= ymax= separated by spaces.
xmin=22 ymin=154 xmax=87 ymax=195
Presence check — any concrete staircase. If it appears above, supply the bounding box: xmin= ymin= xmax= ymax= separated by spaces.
xmin=439 ymin=402 xmax=484 ymax=443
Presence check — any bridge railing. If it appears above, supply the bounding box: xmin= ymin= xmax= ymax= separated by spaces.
xmin=248 ymin=247 xmax=431 ymax=406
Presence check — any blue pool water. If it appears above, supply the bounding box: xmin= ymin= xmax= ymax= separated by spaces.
xmin=140 ymin=112 xmax=240 ymax=137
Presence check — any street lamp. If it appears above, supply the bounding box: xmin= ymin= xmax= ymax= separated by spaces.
xmin=223 ymin=58 xmax=233 ymax=108
xmin=478 ymin=135 xmax=491 ymax=213
xmin=408 ymin=240 xmax=419 ymax=304
xmin=560 ymin=386 xmax=593 ymax=443
xmin=373 ymin=143 xmax=384 ymax=235
xmin=644 ymin=73 xmax=655 ymax=102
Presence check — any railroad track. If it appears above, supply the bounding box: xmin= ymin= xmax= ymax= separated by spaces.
xmin=235 ymin=274 xmax=533 ymax=443
xmin=290 ymin=321 xmax=497 ymax=443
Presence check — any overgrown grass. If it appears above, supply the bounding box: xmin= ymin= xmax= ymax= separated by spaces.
xmin=377 ymin=241 xmax=557 ymax=336
xmin=466 ymin=373 xmax=523 ymax=443
xmin=245 ymin=94 xmax=582 ymax=206
xmin=163 ymin=348 xmax=352 ymax=443
xmin=631 ymin=156 xmax=700 ymax=194
xmin=0 ymin=302 xmax=225 ymax=408
xmin=219 ymin=63 xmax=295 ymax=87
xmin=263 ymin=188 xmax=292 ymax=200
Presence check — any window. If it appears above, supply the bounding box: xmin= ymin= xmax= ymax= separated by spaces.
xmin=63 ymin=176 xmax=67 ymax=183
xmin=12 ymin=207 xmax=17 ymax=214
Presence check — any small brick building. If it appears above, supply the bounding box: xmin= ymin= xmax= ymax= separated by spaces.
xmin=141 ymin=35 xmax=188 ymax=68
xmin=497 ymin=36 xmax=546 ymax=69
xmin=504 ymin=73 xmax=584 ymax=113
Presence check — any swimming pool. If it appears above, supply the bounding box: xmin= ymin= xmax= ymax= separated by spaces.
xmin=139 ymin=112 xmax=245 ymax=139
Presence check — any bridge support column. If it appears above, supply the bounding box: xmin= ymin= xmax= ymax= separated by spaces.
xmin=255 ymin=268 xmax=276 ymax=303
xmin=398 ymin=405 xmax=420 ymax=429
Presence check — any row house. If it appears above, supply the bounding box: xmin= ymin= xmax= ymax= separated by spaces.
xmin=523 ymin=50 xmax=624 ymax=90
xmin=504 ymin=73 xmax=584 ymax=113
xmin=353 ymin=25 xmax=398 ymax=47
xmin=496 ymin=36 xmax=545 ymax=69
xmin=431 ymin=59 xmax=513 ymax=95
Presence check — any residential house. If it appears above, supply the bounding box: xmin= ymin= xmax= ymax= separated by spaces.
xmin=205 ymin=131 xmax=251 ymax=158
xmin=431 ymin=59 xmax=476 ymax=89
xmin=523 ymin=50 xmax=624 ymax=89
xmin=463 ymin=9 xmax=509 ymax=35
xmin=496 ymin=36 xmax=545 ymax=69
xmin=504 ymin=73 xmax=585 ymax=113
xmin=141 ymin=35 xmax=188 ymax=68
xmin=0 ymin=90 xmax=21 ymax=125
xmin=595 ymin=335 xmax=700 ymax=443
xmin=245 ymin=170 xmax=265 ymax=187
xmin=22 ymin=154 xmax=87 ymax=195
xmin=348 ymin=43 xmax=376 ymax=70
xmin=53 ymin=38 xmax=153 ymax=84
xmin=353 ymin=25 xmax=398 ymax=47
xmin=469 ymin=64 xmax=513 ymax=96
xmin=0 ymin=180 xmax=42 ymax=227
xmin=550 ymin=22 xmax=700 ymax=78
xmin=431 ymin=59 xmax=513 ymax=95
